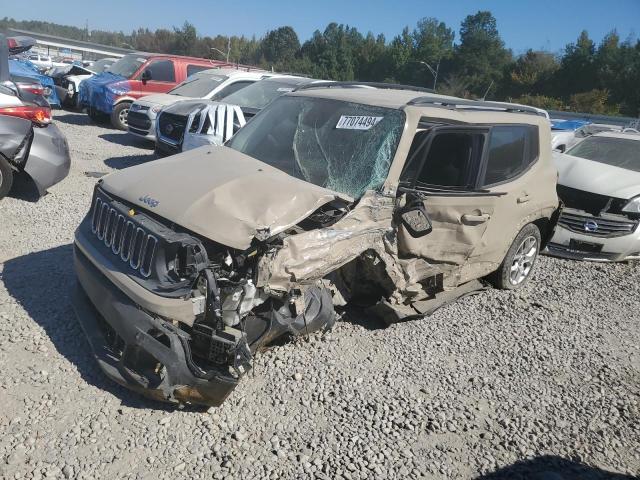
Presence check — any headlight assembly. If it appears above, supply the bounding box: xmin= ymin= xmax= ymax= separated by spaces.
xmin=622 ymin=196 xmax=640 ymax=214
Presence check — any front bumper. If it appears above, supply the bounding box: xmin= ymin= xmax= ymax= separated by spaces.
xmin=545 ymin=224 xmax=640 ymax=262
xmin=72 ymin=243 xmax=239 ymax=407
xmin=127 ymin=109 xmax=156 ymax=141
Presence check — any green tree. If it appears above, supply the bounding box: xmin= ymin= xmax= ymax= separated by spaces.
xmin=505 ymin=50 xmax=559 ymax=97
xmin=172 ymin=22 xmax=197 ymax=56
xmin=554 ymin=30 xmax=597 ymax=97
xmin=261 ymin=26 xmax=300 ymax=64
xmin=299 ymin=23 xmax=364 ymax=80
xmin=569 ymin=89 xmax=619 ymax=115
xmin=453 ymin=11 xmax=512 ymax=97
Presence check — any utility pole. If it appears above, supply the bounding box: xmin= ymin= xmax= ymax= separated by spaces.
xmin=416 ymin=60 xmax=440 ymax=91
xmin=211 ymin=39 xmax=231 ymax=64
xmin=0 ymin=33 xmax=9 ymax=83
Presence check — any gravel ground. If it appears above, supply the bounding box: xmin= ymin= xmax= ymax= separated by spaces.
xmin=0 ymin=110 xmax=638 ymax=480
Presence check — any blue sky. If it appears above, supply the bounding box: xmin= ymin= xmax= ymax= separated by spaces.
xmin=5 ymin=0 xmax=639 ymax=54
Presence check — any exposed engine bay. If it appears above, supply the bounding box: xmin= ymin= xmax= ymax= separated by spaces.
xmin=75 ymin=186 xmax=355 ymax=405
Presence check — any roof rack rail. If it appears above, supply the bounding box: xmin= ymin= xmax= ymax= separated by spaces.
xmin=294 ymin=81 xmax=434 ymax=93
xmin=269 ymin=71 xmax=312 ymax=79
xmin=407 ymin=96 xmax=547 ymax=117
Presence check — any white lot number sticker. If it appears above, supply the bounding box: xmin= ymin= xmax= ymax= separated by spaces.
xmin=336 ymin=115 xmax=383 ymax=130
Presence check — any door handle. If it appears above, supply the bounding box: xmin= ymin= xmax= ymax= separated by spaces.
xmin=517 ymin=194 xmax=531 ymax=204
xmin=461 ymin=213 xmax=490 ymax=224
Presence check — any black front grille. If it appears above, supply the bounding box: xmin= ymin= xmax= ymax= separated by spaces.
xmin=557 ymin=185 xmax=627 ymax=216
xmin=558 ymin=210 xmax=638 ymax=238
xmin=91 ymin=194 xmax=158 ymax=277
xmin=127 ymin=111 xmax=151 ymax=130
xmin=157 ymin=112 xmax=187 ymax=144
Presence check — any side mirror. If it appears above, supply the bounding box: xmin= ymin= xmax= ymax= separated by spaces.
xmin=399 ymin=204 xmax=433 ymax=237
xmin=141 ymin=69 xmax=152 ymax=83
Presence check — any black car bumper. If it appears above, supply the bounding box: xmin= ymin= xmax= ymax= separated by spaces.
xmin=72 ymin=244 xmax=239 ymax=407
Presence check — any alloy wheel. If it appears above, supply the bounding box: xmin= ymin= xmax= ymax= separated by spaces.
xmin=119 ymin=108 xmax=129 ymax=126
xmin=509 ymin=235 xmax=538 ymax=285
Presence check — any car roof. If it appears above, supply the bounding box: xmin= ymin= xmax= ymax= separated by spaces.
xmin=262 ymin=75 xmax=318 ymax=85
xmin=289 ymin=86 xmax=550 ymax=125
xmin=124 ymin=52 xmax=223 ymax=63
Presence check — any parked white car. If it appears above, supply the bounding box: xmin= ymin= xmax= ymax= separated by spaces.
xmin=127 ymin=68 xmax=272 ymax=141
xmin=51 ymin=58 xmax=118 ymax=108
xmin=546 ymin=131 xmax=640 ymax=261
xmin=25 ymin=53 xmax=54 ymax=70
xmin=551 ymin=120 xmax=623 ymax=152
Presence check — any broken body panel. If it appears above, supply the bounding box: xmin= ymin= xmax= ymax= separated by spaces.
xmin=73 ymin=88 xmax=559 ymax=406
xmin=0 ymin=115 xmax=71 ymax=196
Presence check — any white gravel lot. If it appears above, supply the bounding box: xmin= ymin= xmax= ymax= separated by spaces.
xmin=0 ymin=110 xmax=638 ymax=480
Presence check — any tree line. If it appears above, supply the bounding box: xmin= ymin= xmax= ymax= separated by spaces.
xmin=2 ymin=12 xmax=639 ymax=116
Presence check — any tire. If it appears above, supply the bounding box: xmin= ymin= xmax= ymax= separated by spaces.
xmin=111 ymin=102 xmax=131 ymax=130
xmin=0 ymin=156 xmax=15 ymax=200
xmin=490 ymin=223 xmax=541 ymax=290
xmin=88 ymin=108 xmax=107 ymax=123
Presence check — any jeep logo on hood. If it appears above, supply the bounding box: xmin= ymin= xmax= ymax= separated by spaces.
xmin=139 ymin=195 xmax=159 ymax=208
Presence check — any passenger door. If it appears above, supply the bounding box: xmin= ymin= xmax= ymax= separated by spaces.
xmin=471 ymin=124 xmax=544 ymax=265
xmin=139 ymin=59 xmax=177 ymax=96
xmin=396 ymin=126 xmax=505 ymax=283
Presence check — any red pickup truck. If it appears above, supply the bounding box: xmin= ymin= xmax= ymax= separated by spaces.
xmin=79 ymin=53 xmax=228 ymax=130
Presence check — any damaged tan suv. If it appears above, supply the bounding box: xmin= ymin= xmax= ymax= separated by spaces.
xmin=72 ymin=84 xmax=560 ymax=407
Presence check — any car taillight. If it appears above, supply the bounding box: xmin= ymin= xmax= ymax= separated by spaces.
xmin=16 ymin=83 xmax=45 ymax=96
xmin=7 ymin=38 xmax=18 ymax=49
xmin=0 ymin=105 xmax=52 ymax=126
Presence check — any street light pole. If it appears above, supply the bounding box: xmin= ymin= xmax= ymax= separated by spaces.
xmin=211 ymin=38 xmax=231 ymax=63
xmin=417 ymin=60 xmax=439 ymax=91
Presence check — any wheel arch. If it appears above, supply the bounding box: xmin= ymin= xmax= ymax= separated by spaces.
xmin=114 ymin=96 xmax=136 ymax=106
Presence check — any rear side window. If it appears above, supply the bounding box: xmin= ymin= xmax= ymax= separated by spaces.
xmin=187 ymin=64 xmax=211 ymax=77
xmin=145 ymin=60 xmax=175 ymax=82
xmin=210 ymin=81 xmax=255 ymax=101
xmin=482 ymin=125 xmax=539 ymax=186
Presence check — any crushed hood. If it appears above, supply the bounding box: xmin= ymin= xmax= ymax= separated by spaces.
xmin=554 ymin=152 xmax=640 ymax=200
xmin=162 ymin=98 xmax=211 ymax=116
xmin=100 ymin=146 xmax=352 ymax=250
xmin=135 ymin=93 xmax=184 ymax=108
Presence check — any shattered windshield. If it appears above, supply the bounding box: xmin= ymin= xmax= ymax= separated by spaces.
xmin=227 ymin=96 xmax=405 ymax=198
xmin=107 ymin=54 xmax=146 ymax=78
xmin=221 ymin=78 xmax=305 ymax=110
xmin=567 ymin=136 xmax=640 ymax=172
xmin=169 ymin=74 xmax=227 ymax=97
